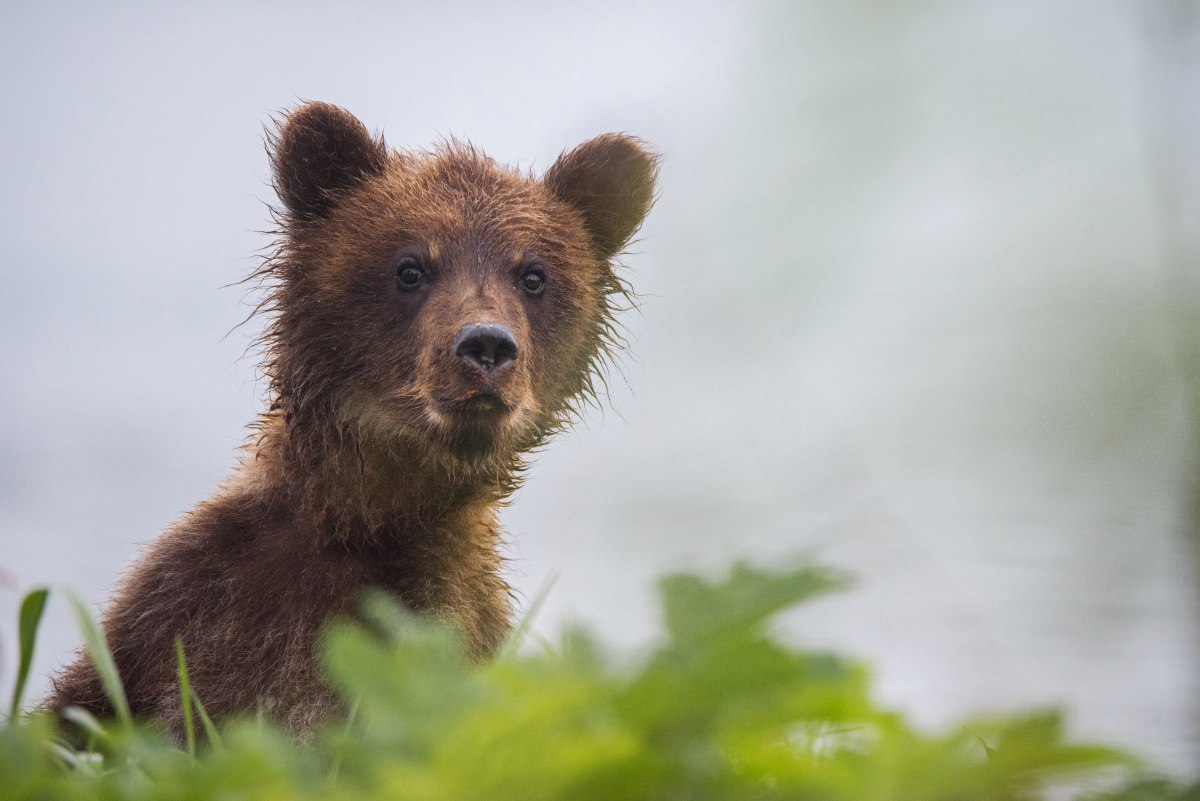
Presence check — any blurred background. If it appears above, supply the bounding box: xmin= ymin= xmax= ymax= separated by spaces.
xmin=1 ymin=0 xmax=1198 ymax=775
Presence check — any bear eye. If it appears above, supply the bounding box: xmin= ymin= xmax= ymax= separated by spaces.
xmin=520 ymin=267 xmax=546 ymax=296
xmin=396 ymin=257 xmax=426 ymax=291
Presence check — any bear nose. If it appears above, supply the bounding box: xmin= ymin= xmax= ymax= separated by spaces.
xmin=454 ymin=323 xmax=518 ymax=373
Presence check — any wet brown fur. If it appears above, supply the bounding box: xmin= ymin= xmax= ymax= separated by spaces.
xmin=47 ymin=102 xmax=657 ymax=740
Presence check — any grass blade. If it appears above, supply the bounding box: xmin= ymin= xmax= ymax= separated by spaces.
xmin=174 ymin=637 xmax=196 ymax=757
xmin=326 ymin=697 xmax=360 ymax=785
xmin=191 ymin=689 xmax=222 ymax=751
xmin=498 ymin=570 xmax=558 ymax=661
xmin=50 ymin=742 xmax=104 ymax=775
xmin=60 ymin=705 xmax=111 ymax=746
xmin=9 ymin=586 xmax=49 ymax=720
xmin=59 ymin=586 xmax=131 ymax=731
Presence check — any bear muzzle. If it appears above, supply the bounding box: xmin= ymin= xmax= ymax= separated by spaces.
xmin=453 ymin=322 xmax=518 ymax=375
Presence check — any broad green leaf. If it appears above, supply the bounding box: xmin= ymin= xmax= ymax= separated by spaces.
xmin=659 ymin=562 xmax=848 ymax=650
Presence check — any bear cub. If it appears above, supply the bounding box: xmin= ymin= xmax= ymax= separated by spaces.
xmin=48 ymin=102 xmax=656 ymax=739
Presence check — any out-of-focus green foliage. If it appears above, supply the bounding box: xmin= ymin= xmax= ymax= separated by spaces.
xmin=1 ymin=563 xmax=1196 ymax=800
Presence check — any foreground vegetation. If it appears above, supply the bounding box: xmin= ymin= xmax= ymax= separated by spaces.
xmin=1 ymin=563 xmax=1195 ymax=800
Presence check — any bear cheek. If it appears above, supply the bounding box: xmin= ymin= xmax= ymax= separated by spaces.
xmin=530 ymin=286 xmax=595 ymax=407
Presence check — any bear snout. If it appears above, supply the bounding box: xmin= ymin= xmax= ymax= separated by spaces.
xmin=453 ymin=322 xmax=519 ymax=379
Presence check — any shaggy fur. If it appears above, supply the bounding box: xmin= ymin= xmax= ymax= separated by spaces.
xmin=47 ymin=101 xmax=657 ymax=740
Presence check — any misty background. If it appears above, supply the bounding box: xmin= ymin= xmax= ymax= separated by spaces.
xmin=1 ymin=0 xmax=1198 ymax=775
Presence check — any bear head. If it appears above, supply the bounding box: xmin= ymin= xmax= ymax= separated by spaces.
xmin=260 ymin=102 xmax=657 ymax=474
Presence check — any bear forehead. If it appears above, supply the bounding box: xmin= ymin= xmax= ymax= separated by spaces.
xmin=323 ymin=146 xmax=588 ymax=261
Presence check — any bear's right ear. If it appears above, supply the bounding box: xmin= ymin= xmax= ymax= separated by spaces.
xmin=269 ymin=102 xmax=387 ymax=220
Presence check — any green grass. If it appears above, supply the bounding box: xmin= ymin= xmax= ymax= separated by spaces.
xmin=2 ymin=562 xmax=1196 ymax=800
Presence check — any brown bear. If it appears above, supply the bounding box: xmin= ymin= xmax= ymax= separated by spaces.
xmin=47 ymin=101 xmax=657 ymax=740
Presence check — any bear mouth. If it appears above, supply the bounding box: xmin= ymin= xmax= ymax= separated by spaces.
xmin=425 ymin=389 xmax=518 ymax=459
xmin=458 ymin=387 xmax=510 ymax=413
xmin=435 ymin=387 xmax=514 ymax=423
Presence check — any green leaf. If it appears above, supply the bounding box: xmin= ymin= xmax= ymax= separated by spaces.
xmin=192 ymin=689 xmax=222 ymax=751
xmin=58 ymin=586 xmax=131 ymax=731
xmin=497 ymin=570 xmax=558 ymax=662
xmin=175 ymin=637 xmax=196 ymax=757
xmin=320 ymin=590 xmax=479 ymax=761
xmin=659 ymin=562 xmax=848 ymax=651
xmin=59 ymin=706 xmax=110 ymax=747
xmin=8 ymin=587 xmax=49 ymax=721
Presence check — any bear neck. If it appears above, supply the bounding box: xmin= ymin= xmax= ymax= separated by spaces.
xmin=248 ymin=410 xmax=522 ymax=544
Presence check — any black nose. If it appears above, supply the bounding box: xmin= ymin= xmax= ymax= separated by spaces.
xmin=454 ymin=323 xmax=518 ymax=373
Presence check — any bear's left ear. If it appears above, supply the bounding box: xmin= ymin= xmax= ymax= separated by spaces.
xmin=269 ymin=101 xmax=388 ymax=220
xmin=543 ymin=134 xmax=658 ymax=259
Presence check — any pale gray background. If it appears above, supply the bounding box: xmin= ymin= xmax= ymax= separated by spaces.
xmin=1 ymin=0 xmax=1198 ymax=775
